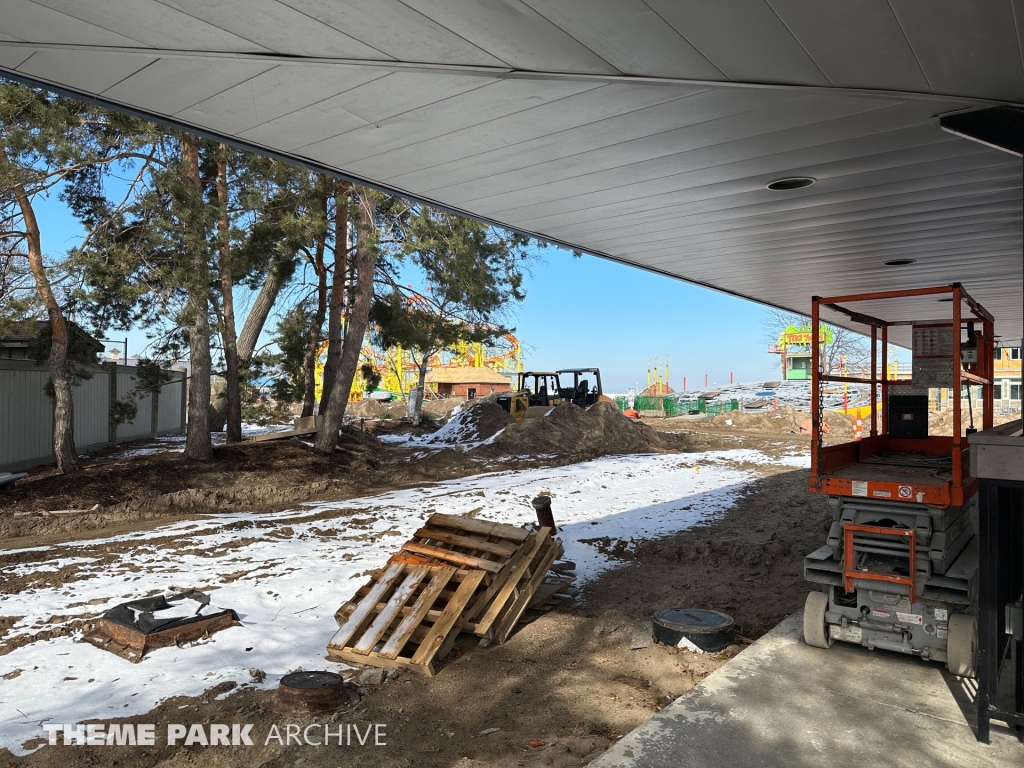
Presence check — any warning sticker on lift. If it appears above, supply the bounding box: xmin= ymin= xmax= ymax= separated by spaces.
xmin=896 ymin=612 xmax=924 ymax=625
xmin=934 ymin=608 xmax=948 ymax=621
xmin=898 ymin=485 xmax=913 ymax=499
xmin=830 ymin=624 xmax=863 ymax=643
xmin=872 ymin=489 xmax=892 ymax=498
xmin=852 ymin=481 xmax=868 ymax=497
xmin=871 ymin=608 xmax=892 ymax=619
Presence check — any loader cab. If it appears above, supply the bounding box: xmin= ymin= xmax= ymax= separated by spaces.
xmin=518 ymin=372 xmax=560 ymax=407
xmin=555 ymin=368 xmax=604 ymax=408
xmin=496 ymin=371 xmax=560 ymax=419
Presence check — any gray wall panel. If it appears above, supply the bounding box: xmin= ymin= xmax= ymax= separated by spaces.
xmin=0 ymin=361 xmax=183 ymax=473
xmin=0 ymin=361 xmax=53 ymax=470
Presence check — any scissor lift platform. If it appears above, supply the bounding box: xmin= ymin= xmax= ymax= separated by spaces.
xmin=803 ymin=284 xmax=995 ymax=679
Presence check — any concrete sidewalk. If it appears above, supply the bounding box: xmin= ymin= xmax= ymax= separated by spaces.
xmin=591 ymin=612 xmax=1022 ymax=768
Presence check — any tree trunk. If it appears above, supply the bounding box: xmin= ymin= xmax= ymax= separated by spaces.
xmin=215 ymin=149 xmax=242 ymax=443
xmin=301 ymin=232 xmax=328 ymax=417
xmin=411 ymin=362 xmax=428 ymax=425
xmin=314 ymin=189 xmax=374 ymax=454
xmin=319 ymin=181 xmax=350 ymax=414
xmin=209 ymin=258 xmax=291 ymax=429
xmin=1 ymin=144 xmax=80 ymax=473
xmin=181 ymin=134 xmax=212 ymax=461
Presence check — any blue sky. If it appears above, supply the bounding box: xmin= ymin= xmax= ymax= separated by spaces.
xmin=512 ymin=246 xmax=778 ymax=391
xmin=35 ymin=184 xmax=789 ymax=393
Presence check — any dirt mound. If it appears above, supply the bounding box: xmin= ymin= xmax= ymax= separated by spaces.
xmin=475 ymin=401 xmax=690 ymax=458
xmin=704 ymin=405 xmax=854 ymax=437
xmin=928 ymin=408 xmax=1020 ymax=436
xmin=421 ymin=398 xmax=514 ymax=445
xmin=346 ymin=397 xmax=465 ymax=421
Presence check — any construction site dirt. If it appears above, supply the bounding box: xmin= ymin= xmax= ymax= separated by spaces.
xmin=0 ymin=404 xmax=871 ymax=766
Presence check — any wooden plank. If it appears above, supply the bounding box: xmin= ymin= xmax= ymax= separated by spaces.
xmin=398 ymin=541 xmax=504 ymax=572
xmin=378 ymin=566 xmax=457 ymax=660
xmin=528 ymin=575 xmax=575 ymax=608
xmin=425 ymin=513 xmax=531 ymax=543
xmin=493 ymin=539 xmax=561 ymax=645
xmin=413 ymin=527 xmax=518 ymax=557
xmin=464 ymin=530 xmax=538 ymax=623
xmin=326 ymin=647 xmax=436 ymax=677
xmin=247 ymin=426 xmax=318 ymax=442
xmin=351 ymin=566 xmax=430 ymax=655
xmin=328 ymin=562 xmax=406 ymax=650
xmin=472 ymin=528 xmax=550 ymax=634
xmin=411 ymin=570 xmax=486 ymax=666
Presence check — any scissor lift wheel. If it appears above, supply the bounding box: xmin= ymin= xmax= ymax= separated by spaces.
xmin=803 ymin=591 xmax=832 ymax=649
xmin=946 ymin=614 xmax=978 ymax=679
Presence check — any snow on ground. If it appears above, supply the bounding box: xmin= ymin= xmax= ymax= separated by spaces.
xmin=0 ymin=448 xmax=808 ymax=754
xmin=98 ymin=424 xmax=293 ymax=460
xmin=377 ymin=405 xmax=505 ymax=451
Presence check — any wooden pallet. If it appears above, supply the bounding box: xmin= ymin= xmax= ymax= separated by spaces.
xmin=527 ymin=573 xmax=576 ymax=611
xmin=388 ymin=513 xmax=558 ymax=643
xmin=326 ymin=562 xmax=484 ymax=676
xmin=328 ymin=515 xmax=572 ymax=672
xmin=389 ymin=513 xmax=533 ymax=572
xmin=471 ymin=529 xmax=563 ymax=646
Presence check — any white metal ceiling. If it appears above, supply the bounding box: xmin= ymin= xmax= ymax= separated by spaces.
xmin=1 ymin=1 xmax=1021 ymax=342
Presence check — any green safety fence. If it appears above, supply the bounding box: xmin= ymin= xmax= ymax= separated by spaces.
xmin=633 ymin=395 xmax=664 ymax=411
xmin=616 ymin=396 xmax=740 ymax=417
xmin=704 ymin=399 xmax=740 ymax=417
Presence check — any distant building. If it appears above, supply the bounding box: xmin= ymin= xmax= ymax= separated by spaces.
xmin=0 ymin=320 xmax=103 ymax=361
xmin=935 ymin=346 xmax=1022 ymax=412
xmin=768 ymin=325 xmax=835 ymax=381
xmin=425 ymin=366 xmax=512 ymax=399
xmin=994 ymin=346 xmax=1022 ymax=404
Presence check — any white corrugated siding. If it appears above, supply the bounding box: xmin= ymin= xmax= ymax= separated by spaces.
xmin=74 ymin=369 xmax=111 ymax=449
xmin=115 ymin=367 xmax=151 ymax=442
xmin=158 ymin=375 xmax=184 ymax=433
xmin=0 ymin=361 xmax=54 ymax=470
xmin=0 ymin=361 xmax=183 ymax=472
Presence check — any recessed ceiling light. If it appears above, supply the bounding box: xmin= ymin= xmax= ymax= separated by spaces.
xmin=766 ymin=177 xmax=815 ymax=191
xmin=883 ymin=259 xmax=917 ymax=266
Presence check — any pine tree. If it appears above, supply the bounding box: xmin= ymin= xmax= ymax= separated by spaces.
xmin=313 ymin=186 xmax=379 ymax=454
xmin=0 ymin=82 xmax=155 ymax=472
xmin=370 ymin=208 xmax=533 ymax=424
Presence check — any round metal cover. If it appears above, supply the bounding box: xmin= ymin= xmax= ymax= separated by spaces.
xmin=264 ymin=671 xmax=359 ymax=715
xmin=652 ymin=608 xmax=735 ymax=652
xmin=281 ymin=671 xmax=343 ymax=689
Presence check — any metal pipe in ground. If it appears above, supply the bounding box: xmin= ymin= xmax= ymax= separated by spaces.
xmin=531 ymin=495 xmax=556 ymax=531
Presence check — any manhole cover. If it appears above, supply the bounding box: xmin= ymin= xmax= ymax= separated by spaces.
xmin=264 ymin=671 xmax=359 ymax=715
xmin=652 ymin=608 xmax=735 ymax=652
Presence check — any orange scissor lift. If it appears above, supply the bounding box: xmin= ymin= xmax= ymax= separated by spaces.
xmin=802 ymin=284 xmax=995 ymax=678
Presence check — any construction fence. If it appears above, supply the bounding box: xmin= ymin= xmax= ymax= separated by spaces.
xmin=627 ymin=396 xmax=740 ymax=418
xmin=0 ymin=359 xmax=185 ymax=473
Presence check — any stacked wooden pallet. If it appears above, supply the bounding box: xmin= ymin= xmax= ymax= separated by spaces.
xmin=326 ymin=513 xmax=574 ymax=676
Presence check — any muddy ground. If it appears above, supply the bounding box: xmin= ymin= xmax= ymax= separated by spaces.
xmin=0 ymin=405 xmax=834 ymax=767
xmin=0 ymin=402 xmax=722 ymax=545
xmin=2 ymin=462 xmax=820 ymax=768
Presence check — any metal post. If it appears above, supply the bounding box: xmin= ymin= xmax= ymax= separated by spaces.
xmin=531 ymin=495 xmax=556 ymax=531
xmin=952 ymin=285 xmax=962 ymax=488
xmin=977 ymin=481 xmax=996 ymax=743
xmin=107 ymin=361 xmax=118 ymax=447
xmin=811 ymin=297 xmax=820 ymax=483
xmin=870 ymin=325 xmax=878 ymax=437
xmin=881 ymin=324 xmax=889 ymax=436
xmin=179 ymin=371 xmax=187 ymax=435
